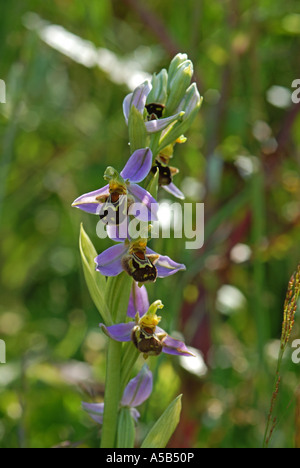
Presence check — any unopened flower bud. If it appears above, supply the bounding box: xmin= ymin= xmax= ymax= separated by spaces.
xmin=177 ymin=82 xmax=202 ymax=119
xmin=167 ymin=53 xmax=189 ymax=84
xmin=166 ymin=60 xmax=194 ymax=115
xmin=147 ymin=69 xmax=168 ymax=105
xmin=158 ymin=84 xmax=202 ymax=151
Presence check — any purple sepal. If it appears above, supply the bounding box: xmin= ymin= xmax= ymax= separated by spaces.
xmin=128 ymin=184 xmax=158 ymax=221
xmin=82 ymin=402 xmax=104 ymax=424
xmin=131 ymin=81 xmax=152 ymax=115
xmin=121 ymin=148 xmax=152 ymax=183
xmin=146 ymin=247 xmax=186 ymax=277
xmin=95 ymin=243 xmax=128 ymax=276
xmin=130 ymin=407 xmax=140 ymax=422
xmin=121 ymin=364 xmax=153 ymax=407
xmin=162 ymin=335 xmax=195 ymax=357
xmin=145 ymin=112 xmax=184 ymax=134
xmin=127 ymin=283 xmax=150 ymax=318
xmin=123 ymin=81 xmax=152 ymax=123
xmin=162 ymin=182 xmax=185 ymax=200
xmin=72 ymin=184 xmax=110 ymax=214
xmin=106 ymin=220 xmax=129 ymax=243
xmin=123 ymin=93 xmax=133 ymax=124
xmin=100 ymin=322 xmax=135 ymax=342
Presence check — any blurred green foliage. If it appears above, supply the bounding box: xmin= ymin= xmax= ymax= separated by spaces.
xmin=0 ymin=0 xmax=300 ymax=448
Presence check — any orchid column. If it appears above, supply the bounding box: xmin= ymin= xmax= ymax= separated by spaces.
xmin=73 ymin=53 xmax=202 ymax=448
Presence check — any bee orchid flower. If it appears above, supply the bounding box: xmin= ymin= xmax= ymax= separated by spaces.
xmin=101 ymin=300 xmax=194 ymax=359
xmin=123 ymin=81 xmax=185 ymax=134
xmin=95 ymin=237 xmax=186 ymax=284
xmin=151 ymin=136 xmax=187 ymax=200
xmin=72 ymin=148 xmax=158 ymax=223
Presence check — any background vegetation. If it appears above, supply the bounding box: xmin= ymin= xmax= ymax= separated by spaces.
xmin=0 ymin=0 xmax=300 ymax=448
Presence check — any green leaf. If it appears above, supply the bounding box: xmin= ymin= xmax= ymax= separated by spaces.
xmin=121 ymin=343 xmax=140 ymax=392
xmin=116 ymin=407 xmax=136 ymax=448
xmin=79 ymin=223 xmax=112 ymax=325
xmin=128 ymin=105 xmax=148 ymax=153
xmin=141 ymin=394 xmax=182 ymax=448
xmin=105 ymin=273 xmax=133 ymax=323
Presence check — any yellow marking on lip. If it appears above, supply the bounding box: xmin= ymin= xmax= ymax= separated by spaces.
xmin=139 ymin=313 xmax=161 ymax=331
xmin=109 ymin=182 xmax=127 ymax=194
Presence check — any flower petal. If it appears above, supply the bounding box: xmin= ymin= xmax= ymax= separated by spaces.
xmin=128 ymin=184 xmax=158 ymax=222
xmin=162 ymin=335 xmax=195 ymax=357
xmin=162 ymin=182 xmax=185 ymax=200
xmin=145 ymin=112 xmax=184 ymax=134
xmin=146 ymin=247 xmax=186 ymax=277
xmin=131 ymin=80 xmax=152 ymax=115
xmin=95 ymin=243 xmax=128 ymax=276
xmin=121 ymin=365 xmax=153 ymax=408
xmin=106 ymin=219 xmax=129 ymax=243
xmin=72 ymin=184 xmax=110 ymax=214
xmin=123 ymin=92 xmax=133 ymax=124
xmin=127 ymin=283 xmax=150 ymax=318
xmin=130 ymin=407 xmax=140 ymax=423
xmin=100 ymin=322 xmax=135 ymax=342
xmin=82 ymin=402 xmax=104 ymax=424
xmin=120 ymin=148 xmax=153 ymax=183
xmin=155 ymin=326 xmax=167 ymax=337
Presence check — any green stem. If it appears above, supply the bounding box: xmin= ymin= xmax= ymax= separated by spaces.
xmin=100 ymin=339 xmax=123 ymax=448
xmin=100 ymin=273 xmax=133 ymax=448
xmin=262 ymin=345 xmax=287 ymax=448
xmin=149 ymin=132 xmax=161 ymax=160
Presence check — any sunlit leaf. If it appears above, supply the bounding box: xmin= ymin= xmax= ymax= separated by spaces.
xmin=128 ymin=105 xmax=148 ymax=154
xmin=141 ymin=394 xmax=182 ymax=448
xmin=105 ymin=273 xmax=132 ymax=323
xmin=79 ymin=223 xmax=112 ymax=325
